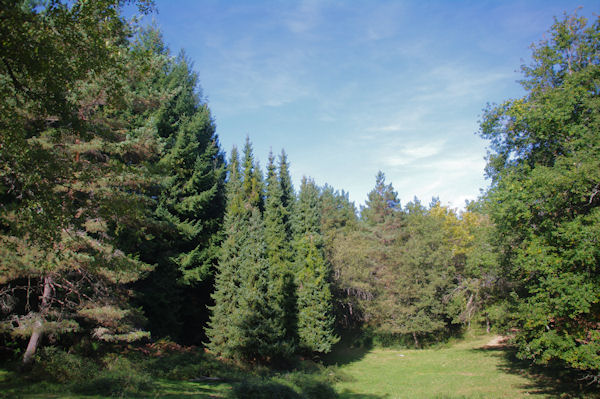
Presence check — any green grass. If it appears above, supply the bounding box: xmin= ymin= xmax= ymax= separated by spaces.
xmin=1 ymin=333 xmax=596 ymax=398
xmin=330 ymin=333 xmax=597 ymax=399
xmin=0 ymin=368 xmax=232 ymax=398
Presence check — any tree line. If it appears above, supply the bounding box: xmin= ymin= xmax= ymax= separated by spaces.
xmin=0 ymin=0 xmax=598 ymax=384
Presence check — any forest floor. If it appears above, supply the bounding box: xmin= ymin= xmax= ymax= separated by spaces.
xmin=1 ymin=332 xmax=596 ymax=398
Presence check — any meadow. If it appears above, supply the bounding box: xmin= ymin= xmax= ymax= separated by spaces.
xmin=331 ymin=333 xmax=590 ymax=399
xmin=1 ymin=332 xmax=594 ymax=399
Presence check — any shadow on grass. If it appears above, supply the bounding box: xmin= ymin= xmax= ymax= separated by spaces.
xmin=337 ymin=390 xmax=389 ymax=399
xmin=155 ymin=380 xmax=231 ymax=398
xmin=472 ymin=345 xmax=599 ymax=399
xmin=322 ymin=330 xmax=373 ymax=367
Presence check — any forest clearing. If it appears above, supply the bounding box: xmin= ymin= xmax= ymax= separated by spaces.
xmin=1 ymin=1 xmax=599 ymax=398
xmin=0 ymin=332 xmax=593 ymax=398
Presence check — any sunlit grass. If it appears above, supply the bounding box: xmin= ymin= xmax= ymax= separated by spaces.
xmin=332 ymin=333 xmax=584 ymax=399
xmin=2 ymin=333 xmax=596 ymax=398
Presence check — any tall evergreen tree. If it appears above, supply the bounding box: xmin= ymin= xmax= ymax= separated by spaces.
xmin=0 ymin=0 xmax=156 ymax=364
xmin=360 ymin=171 xmax=401 ymax=225
xmin=125 ymin=30 xmax=226 ymax=344
xmin=294 ymin=177 xmax=338 ymax=353
xmin=278 ymin=150 xmax=296 ymax=237
xmin=156 ymin=54 xmax=226 ymax=285
xmin=208 ymin=142 xmax=289 ymax=362
xmin=242 ymin=137 xmax=264 ymax=212
xmin=264 ymin=151 xmax=297 ymax=355
xmin=205 ymin=148 xmax=244 ymax=358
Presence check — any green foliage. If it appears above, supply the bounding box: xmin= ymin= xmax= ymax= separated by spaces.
xmin=0 ymin=0 xmax=158 ymax=364
xmin=242 ymin=137 xmax=265 ymax=211
xmin=264 ymin=151 xmax=298 ymax=355
xmin=154 ymin=52 xmax=226 ymax=284
xmin=331 ymin=173 xmax=496 ymax=347
xmin=360 ymin=171 xmax=401 ymax=224
xmin=31 ymin=346 xmax=97 ymax=383
xmin=294 ymin=177 xmax=338 ymax=354
xmin=74 ymin=355 xmax=155 ymax=396
xmin=479 ymin=11 xmax=600 ymax=381
xmin=130 ymin=28 xmax=226 ymax=344
xmin=229 ymin=380 xmax=302 ymax=399
xmin=208 ymin=142 xmax=291 ymax=362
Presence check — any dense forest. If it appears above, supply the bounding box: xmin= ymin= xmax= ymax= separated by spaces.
xmin=0 ymin=0 xmax=598 ymax=396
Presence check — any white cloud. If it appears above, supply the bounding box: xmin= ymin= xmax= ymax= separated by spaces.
xmin=382 ymin=141 xmax=446 ymax=167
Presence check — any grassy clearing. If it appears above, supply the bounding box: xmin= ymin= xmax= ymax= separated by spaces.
xmin=330 ymin=333 xmax=597 ymax=399
xmin=1 ymin=333 xmax=596 ymax=398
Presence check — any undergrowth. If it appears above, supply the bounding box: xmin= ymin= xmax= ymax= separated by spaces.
xmin=2 ymin=339 xmax=348 ymax=398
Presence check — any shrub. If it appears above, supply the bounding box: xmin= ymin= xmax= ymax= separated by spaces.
xmin=32 ymin=346 xmax=97 ymax=383
xmin=74 ymin=355 xmax=155 ymax=396
xmin=229 ymin=379 xmax=302 ymax=399
xmin=284 ymin=373 xmax=339 ymax=399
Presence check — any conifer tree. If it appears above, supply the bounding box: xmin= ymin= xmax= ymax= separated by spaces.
xmin=264 ymin=151 xmax=297 ymax=354
xmin=208 ymin=143 xmax=289 ymax=362
xmin=361 ymin=171 xmax=401 ymax=225
xmin=242 ymin=137 xmax=264 ymax=212
xmin=236 ymin=207 xmax=291 ymax=361
xmin=278 ymin=150 xmax=296 ymax=237
xmin=206 ymin=148 xmax=244 ymax=357
xmin=125 ymin=30 xmax=226 ymax=343
xmin=294 ymin=177 xmax=338 ymax=353
xmin=0 ymin=0 xmax=157 ymax=364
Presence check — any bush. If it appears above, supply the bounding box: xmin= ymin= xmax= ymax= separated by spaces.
xmin=74 ymin=355 xmax=155 ymax=396
xmin=32 ymin=346 xmax=97 ymax=383
xmin=229 ymin=379 xmax=302 ymax=399
xmin=285 ymin=373 xmax=339 ymax=399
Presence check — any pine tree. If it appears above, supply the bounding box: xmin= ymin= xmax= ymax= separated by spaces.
xmin=0 ymin=0 xmax=157 ymax=364
xmin=294 ymin=177 xmax=338 ymax=353
xmin=360 ymin=171 xmax=401 ymax=225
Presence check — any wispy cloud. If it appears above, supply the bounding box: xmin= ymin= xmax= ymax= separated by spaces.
xmin=382 ymin=140 xmax=446 ymax=167
xmin=150 ymin=0 xmax=596 ymax=209
xmin=283 ymin=0 xmax=323 ymax=34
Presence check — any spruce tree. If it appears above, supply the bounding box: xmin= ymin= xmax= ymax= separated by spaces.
xmin=278 ymin=150 xmax=296 ymax=237
xmin=242 ymin=137 xmax=264 ymax=212
xmin=264 ymin=151 xmax=297 ymax=355
xmin=206 ymin=148 xmax=245 ymax=358
xmin=294 ymin=177 xmax=338 ymax=354
xmin=208 ymin=142 xmax=289 ymax=362
xmin=156 ymin=55 xmax=226 ymax=285
xmin=127 ymin=31 xmax=226 ymax=344
xmin=235 ymin=207 xmax=290 ymax=361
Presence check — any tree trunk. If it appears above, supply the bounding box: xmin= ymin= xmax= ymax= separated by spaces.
xmin=486 ymin=314 xmax=490 ymax=334
xmin=22 ymin=275 xmax=53 ymax=365
xmin=412 ymin=332 xmax=420 ymax=349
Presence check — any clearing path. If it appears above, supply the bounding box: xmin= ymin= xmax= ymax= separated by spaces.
xmin=482 ymin=335 xmax=510 ymax=348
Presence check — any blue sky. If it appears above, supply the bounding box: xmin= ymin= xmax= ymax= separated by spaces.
xmin=133 ymin=1 xmax=598 ymax=209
